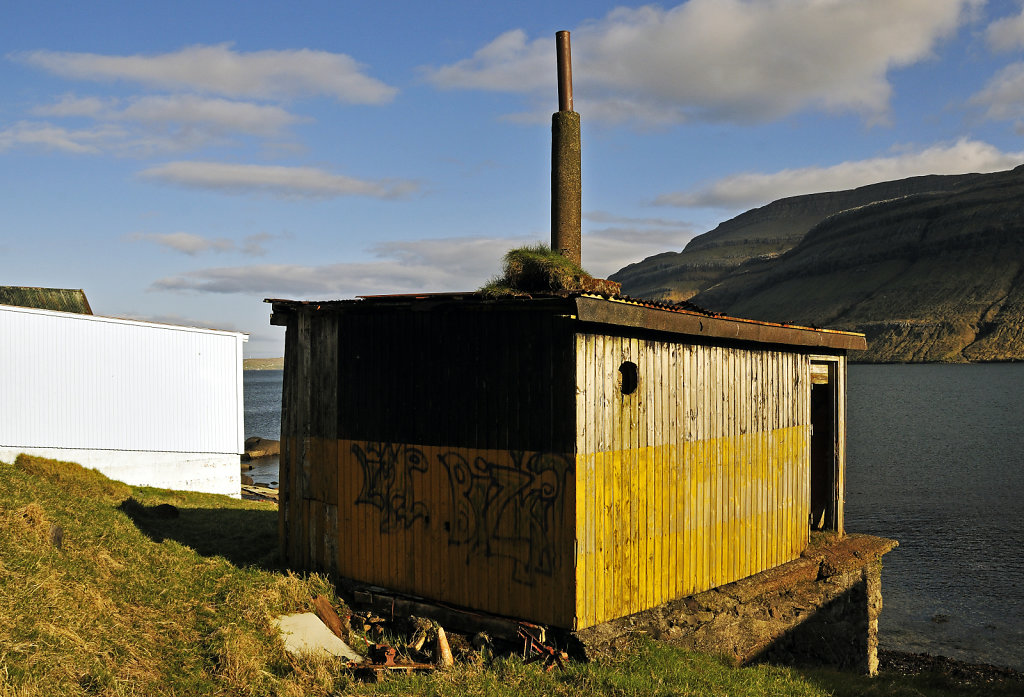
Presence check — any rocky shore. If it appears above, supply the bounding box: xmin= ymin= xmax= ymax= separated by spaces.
xmin=241 ymin=436 xmax=279 ymax=464
xmin=879 ymin=649 xmax=1023 ymax=687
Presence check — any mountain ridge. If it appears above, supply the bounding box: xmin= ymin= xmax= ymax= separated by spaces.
xmin=612 ymin=167 xmax=1024 ymax=362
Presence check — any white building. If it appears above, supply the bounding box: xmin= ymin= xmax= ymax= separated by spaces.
xmin=0 ymin=303 xmax=246 ymax=496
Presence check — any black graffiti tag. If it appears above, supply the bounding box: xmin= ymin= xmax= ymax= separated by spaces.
xmin=440 ymin=451 xmax=572 ymax=584
xmin=353 ymin=442 xmax=429 ymax=533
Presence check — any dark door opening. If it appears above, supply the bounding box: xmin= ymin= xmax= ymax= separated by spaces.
xmin=810 ymin=362 xmax=837 ymax=531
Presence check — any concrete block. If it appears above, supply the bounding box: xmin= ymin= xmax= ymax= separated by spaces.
xmin=273 ymin=613 xmax=362 ymax=662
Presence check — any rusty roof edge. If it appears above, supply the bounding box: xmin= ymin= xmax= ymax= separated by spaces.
xmin=264 ymin=294 xmax=867 ymax=351
xmin=573 ymin=295 xmax=868 ymax=351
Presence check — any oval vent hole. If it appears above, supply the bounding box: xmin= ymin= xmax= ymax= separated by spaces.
xmin=619 ymin=361 xmax=638 ymax=396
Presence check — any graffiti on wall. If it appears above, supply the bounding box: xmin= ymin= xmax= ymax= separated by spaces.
xmin=351 ymin=441 xmax=572 ymax=584
xmin=440 ymin=450 xmax=572 ymax=584
xmin=352 ymin=442 xmax=429 ymax=533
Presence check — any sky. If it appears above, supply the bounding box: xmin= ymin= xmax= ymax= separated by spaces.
xmin=5 ymin=0 xmax=1024 ymax=356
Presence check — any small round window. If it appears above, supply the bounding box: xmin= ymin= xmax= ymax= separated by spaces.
xmin=619 ymin=361 xmax=638 ymax=395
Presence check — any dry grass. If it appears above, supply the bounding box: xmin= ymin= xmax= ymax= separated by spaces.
xmin=0 ymin=455 xmax=345 ymax=696
xmin=3 ymin=455 xmax=1018 ymax=697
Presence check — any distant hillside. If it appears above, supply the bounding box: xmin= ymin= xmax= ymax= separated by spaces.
xmin=612 ymin=167 xmax=1024 ymax=362
xmin=611 ymin=173 xmax=980 ymax=302
xmin=243 ymin=357 xmax=283 ymax=370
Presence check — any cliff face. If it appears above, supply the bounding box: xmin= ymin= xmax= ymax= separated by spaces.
xmin=612 ymin=167 xmax=1024 ymax=362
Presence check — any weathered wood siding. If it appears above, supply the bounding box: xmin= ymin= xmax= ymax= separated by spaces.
xmin=573 ymin=334 xmax=812 ymax=628
xmin=279 ymin=304 xmax=578 ymax=627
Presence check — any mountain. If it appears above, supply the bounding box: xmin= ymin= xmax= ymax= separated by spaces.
xmin=611 ymin=167 xmax=1024 ymax=362
xmin=610 ymin=173 xmax=980 ymax=302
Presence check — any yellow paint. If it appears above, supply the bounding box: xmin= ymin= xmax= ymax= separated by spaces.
xmin=574 ymin=425 xmax=810 ymax=628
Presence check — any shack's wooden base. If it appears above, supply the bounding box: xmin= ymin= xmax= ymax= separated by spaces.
xmin=573 ymin=533 xmax=898 ymax=675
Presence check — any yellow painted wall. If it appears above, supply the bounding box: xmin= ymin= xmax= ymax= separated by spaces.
xmin=574 ymin=335 xmax=811 ymax=629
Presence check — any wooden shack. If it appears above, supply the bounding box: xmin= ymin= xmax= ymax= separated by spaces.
xmin=268 ymin=292 xmax=865 ymax=629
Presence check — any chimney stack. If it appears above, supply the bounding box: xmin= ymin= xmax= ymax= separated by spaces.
xmin=551 ymin=31 xmax=581 ymax=266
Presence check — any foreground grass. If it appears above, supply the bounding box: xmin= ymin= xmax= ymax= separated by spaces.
xmin=1 ymin=455 xmax=1018 ymax=696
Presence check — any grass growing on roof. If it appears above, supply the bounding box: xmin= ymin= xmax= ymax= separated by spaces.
xmin=479 ymin=244 xmax=592 ymax=296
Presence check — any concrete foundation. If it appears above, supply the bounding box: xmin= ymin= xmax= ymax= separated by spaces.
xmin=574 ymin=534 xmax=897 ymax=675
xmin=0 ymin=447 xmax=241 ymax=497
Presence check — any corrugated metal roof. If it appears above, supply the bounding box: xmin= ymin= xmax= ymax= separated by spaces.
xmin=265 ymin=291 xmax=866 ymax=351
xmin=0 ymin=286 xmax=92 ymax=314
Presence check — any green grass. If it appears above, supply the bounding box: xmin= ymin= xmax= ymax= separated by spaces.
xmin=2 ymin=455 xmax=1019 ymax=696
xmin=479 ymin=244 xmax=591 ymax=296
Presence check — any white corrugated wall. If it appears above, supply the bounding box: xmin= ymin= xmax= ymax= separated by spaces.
xmin=0 ymin=305 xmax=246 ymax=455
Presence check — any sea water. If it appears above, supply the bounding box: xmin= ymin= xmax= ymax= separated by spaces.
xmin=846 ymin=364 xmax=1024 ymax=670
xmin=242 ymin=369 xmax=283 ymax=486
xmin=242 ymin=364 xmax=1024 ymax=668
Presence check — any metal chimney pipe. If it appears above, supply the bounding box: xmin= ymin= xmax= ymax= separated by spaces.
xmin=551 ymin=31 xmax=582 ymax=266
xmin=556 ymin=30 xmax=573 ymax=112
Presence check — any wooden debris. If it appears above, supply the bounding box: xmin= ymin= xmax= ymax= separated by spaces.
xmin=436 ymin=626 xmax=454 ymax=668
xmin=312 ymin=595 xmax=348 ymax=640
xmin=350 ymin=586 xmax=545 ymax=643
xmin=240 ymin=484 xmax=278 ymax=503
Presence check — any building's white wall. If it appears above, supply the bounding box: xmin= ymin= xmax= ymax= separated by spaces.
xmin=0 ymin=446 xmax=242 ymax=498
xmin=0 ymin=304 xmax=247 ymax=495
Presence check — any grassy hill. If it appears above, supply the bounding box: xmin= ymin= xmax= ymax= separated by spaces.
xmin=612 ymin=167 xmax=1024 ymax=362
xmin=611 ymin=173 xmax=978 ymax=302
xmin=2 ymin=455 xmax=1018 ymax=695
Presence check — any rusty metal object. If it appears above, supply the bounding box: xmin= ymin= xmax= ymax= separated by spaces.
xmin=556 ymin=31 xmax=573 ymax=112
xmin=519 ymin=625 xmax=568 ymax=672
xmin=351 ymin=642 xmax=435 ymax=682
xmin=368 ymin=643 xmax=398 ymax=666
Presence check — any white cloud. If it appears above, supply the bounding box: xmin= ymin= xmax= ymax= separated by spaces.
xmin=0 ymin=120 xmax=125 ymax=154
xmin=655 ymin=139 xmax=1024 ymax=209
xmin=986 ymin=6 xmax=1024 ymax=51
xmin=424 ymin=29 xmax=552 ymax=93
xmin=149 ymin=223 xmax=694 ymax=298
xmin=150 ymin=235 xmax=533 ymax=296
xmin=116 ymin=311 xmax=243 ymax=333
xmin=424 ymin=0 xmax=980 ymax=125
xmin=129 ymin=232 xmax=235 ymax=255
xmin=970 ymin=62 xmax=1024 ymax=121
xmin=584 ymin=211 xmax=696 ymax=229
xmin=35 ymin=94 xmax=304 ymax=136
xmin=581 ymin=212 xmax=696 ymax=275
xmin=241 ymin=232 xmax=278 ymax=256
xmin=16 ymin=43 xmax=397 ymax=104
xmin=138 ymin=161 xmax=421 ymax=199
xmin=153 ymin=261 xmax=456 ymax=297
xmin=130 ymin=230 xmax=287 ymax=256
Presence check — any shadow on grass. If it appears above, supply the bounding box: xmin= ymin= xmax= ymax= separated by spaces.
xmin=118 ymin=497 xmax=282 ymax=569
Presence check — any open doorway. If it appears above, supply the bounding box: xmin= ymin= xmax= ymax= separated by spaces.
xmin=810 ymin=359 xmax=840 ymax=531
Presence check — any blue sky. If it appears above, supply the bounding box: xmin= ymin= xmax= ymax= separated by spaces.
xmin=4 ymin=0 xmax=1024 ymax=356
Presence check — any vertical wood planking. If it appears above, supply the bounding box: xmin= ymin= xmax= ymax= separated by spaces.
xmin=602 ymin=333 xmax=615 ymax=622
xmin=280 ymin=300 xmax=827 ymax=630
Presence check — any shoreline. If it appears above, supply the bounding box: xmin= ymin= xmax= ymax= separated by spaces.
xmin=879 ymin=649 xmax=1023 ymax=685
xmin=243 ymin=357 xmax=283 ymax=370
